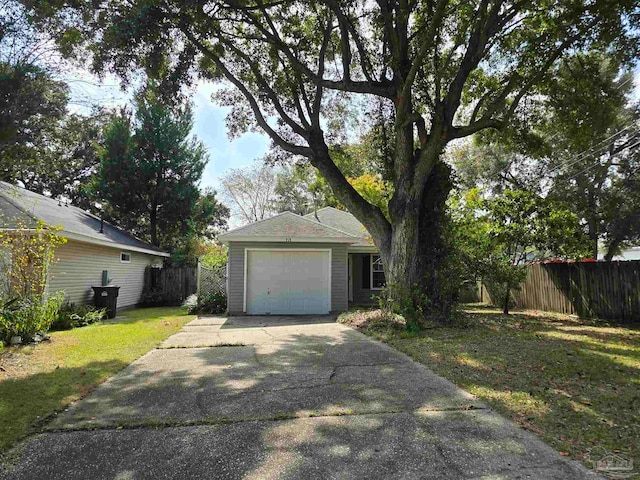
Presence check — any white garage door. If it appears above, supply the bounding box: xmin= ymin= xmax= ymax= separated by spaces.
xmin=245 ymin=249 xmax=331 ymax=315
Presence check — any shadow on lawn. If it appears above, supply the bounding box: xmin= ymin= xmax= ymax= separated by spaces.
xmin=0 ymin=360 xmax=129 ymax=454
xmin=388 ymin=308 xmax=640 ymax=462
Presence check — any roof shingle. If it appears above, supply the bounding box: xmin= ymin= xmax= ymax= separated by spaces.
xmin=0 ymin=182 xmax=167 ymax=255
xmin=304 ymin=207 xmax=374 ymax=247
xmin=219 ymin=211 xmax=359 ymax=242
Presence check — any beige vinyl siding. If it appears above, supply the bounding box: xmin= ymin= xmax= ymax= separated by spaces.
xmin=47 ymin=239 xmax=164 ymax=309
xmin=227 ymin=241 xmax=349 ymax=314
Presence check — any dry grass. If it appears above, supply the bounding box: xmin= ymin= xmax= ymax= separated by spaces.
xmin=339 ymin=305 xmax=640 ymax=468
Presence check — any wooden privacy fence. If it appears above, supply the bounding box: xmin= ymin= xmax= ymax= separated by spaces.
xmin=144 ymin=266 xmax=197 ymax=304
xmin=478 ymin=261 xmax=640 ymax=323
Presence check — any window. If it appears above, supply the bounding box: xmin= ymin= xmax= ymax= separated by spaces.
xmin=371 ymin=255 xmax=385 ymax=290
xmin=120 ymin=252 xmax=131 ymax=263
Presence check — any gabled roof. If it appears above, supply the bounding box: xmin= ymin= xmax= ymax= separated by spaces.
xmin=304 ymin=207 xmax=374 ymax=247
xmin=219 ymin=211 xmax=359 ymax=244
xmin=0 ymin=182 xmax=169 ymax=256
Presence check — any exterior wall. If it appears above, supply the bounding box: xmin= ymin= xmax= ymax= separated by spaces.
xmin=47 ymin=239 xmax=164 ymax=309
xmin=351 ymin=253 xmax=379 ymax=305
xmin=227 ymin=241 xmax=348 ymax=314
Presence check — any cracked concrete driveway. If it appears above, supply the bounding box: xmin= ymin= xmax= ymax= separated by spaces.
xmin=1 ymin=316 xmax=596 ymax=480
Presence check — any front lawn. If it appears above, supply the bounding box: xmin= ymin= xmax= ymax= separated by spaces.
xmin=0 ymin=307 xmax=194 ymax=453
xmin=340 ymin=306 xmax=640 ymax=468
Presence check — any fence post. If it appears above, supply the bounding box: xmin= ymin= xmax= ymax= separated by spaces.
xmin=196 ymin=259 xmax=201 ymax=299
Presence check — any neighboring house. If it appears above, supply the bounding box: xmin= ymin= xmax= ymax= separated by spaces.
xmin=0 ymin=182 xmax=169 ymax=309
xmin=219 ymin=207 xmax=384 ymax=315
xmin=598 ymin=246 xmax=640 ymax=261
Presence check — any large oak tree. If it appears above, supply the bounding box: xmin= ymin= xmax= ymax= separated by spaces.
xmin=30 ymin=0 xmax=639 ymax=322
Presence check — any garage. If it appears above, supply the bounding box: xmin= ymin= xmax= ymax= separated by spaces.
xmin=244 ymin=249 xmax=331 ymax=315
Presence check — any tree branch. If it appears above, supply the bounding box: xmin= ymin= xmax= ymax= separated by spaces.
xmin=237 ymin=5 xmax=394 ymax=97
xmin=180 ymin=27 xmax=313 ymax=158
xmin=401 ymin=0 xmax=449 ymax=100
xmin=221 ymin=39 xmax=310 ymax=138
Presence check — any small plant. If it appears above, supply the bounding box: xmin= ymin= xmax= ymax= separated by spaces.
xmin=188 ymin=290 xmax=227 ymax=314
xmin=377 ymin=283 xmax=435 ymax=332
xmin=0 ymin=292 xmax=64 ymax=344
xmin=51 ymin=302 xmax=107 ymax=331
xmin=182 ymin=294 xmax=198 ymax=312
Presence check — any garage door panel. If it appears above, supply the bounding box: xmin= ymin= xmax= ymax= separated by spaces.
xmin=246 ymin=250 xmax=330 ymax=315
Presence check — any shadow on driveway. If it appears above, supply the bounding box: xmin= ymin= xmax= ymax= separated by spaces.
xmin=1 ymin=317 xmax=595 ymax=479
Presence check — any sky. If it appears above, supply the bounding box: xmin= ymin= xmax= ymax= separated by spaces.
xmin=191 ymin=83 xmax=271 ymax=191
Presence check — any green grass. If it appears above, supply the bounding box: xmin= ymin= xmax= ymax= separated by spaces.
xmin=340 ymin=305 xmax=640 ymax=467
xmin=0 ymin=307 xmax=194 ymax=453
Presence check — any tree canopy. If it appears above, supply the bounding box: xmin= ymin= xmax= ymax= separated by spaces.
xmin=453 ymin=188 xmax=590 ymax=313
xmin=452 ymin=52 xmax=640 ymax=260
xmin=94 ymin=87 xmax=228 ymax=257
xmin=27 ymin=0 xmax=640 ymax=324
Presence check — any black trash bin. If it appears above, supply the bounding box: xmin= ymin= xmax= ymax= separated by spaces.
xmin=92 ymin=286 xmax=121 ymax=319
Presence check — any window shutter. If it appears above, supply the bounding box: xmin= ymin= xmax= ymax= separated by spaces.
xmin=362 ymin=255 xmax=370 ymax=289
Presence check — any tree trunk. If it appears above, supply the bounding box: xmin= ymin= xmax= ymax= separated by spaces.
xmin=503 ymin=284 xmax=510 ymax=315
xmin=604 ymin=238 xmax=622 ymax=261
xmin=150 ymin=203 xmax=158 ymax=247
xmin=308 ymin=127 xmax=454 ymax=327
xmin=381 ymin=161 xmax=454 ymax=327
xmin=587 ymin=219 xmax=599 ymax=260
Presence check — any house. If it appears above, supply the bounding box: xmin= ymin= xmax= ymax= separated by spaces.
xmin=219 ymin=207 xmax=384 ymax=315
xmin=0 ymin=182 xmax=169 ymax=309
xmin=598 ymin=246 xmax=640 ymax=261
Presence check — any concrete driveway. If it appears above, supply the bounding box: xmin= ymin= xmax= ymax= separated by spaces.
xmin=1 ymin=316 xmax=595 ymax=479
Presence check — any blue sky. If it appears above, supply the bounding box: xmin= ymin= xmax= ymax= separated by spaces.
xmin=191 ymin=83 xmax=270 ymax=191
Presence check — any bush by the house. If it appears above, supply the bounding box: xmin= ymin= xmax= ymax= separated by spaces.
xmin=0 ymin=292 xmax=64 ymax=345
xmin=200 ymin=291 xmax=227 ymax=314
xmin=183 ymin=291 xmax=227 ymax=314
xmin=51 ymin=302 xmax=107 ymax=331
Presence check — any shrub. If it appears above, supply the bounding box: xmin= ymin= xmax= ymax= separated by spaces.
xmin=140 ymin=288 xmax=169 ymax=307
xmin=187 ymin=291 xmax=227 ymax=314
xmin=182 ymin=294 xmax=198 ymax=312
xmin=0 ymin=293 xmax=64 ymax=344
xmin=51 ymin=302 xmax=107 ymax=331
xmin=0 ymin=220 xmax=66 ymax=298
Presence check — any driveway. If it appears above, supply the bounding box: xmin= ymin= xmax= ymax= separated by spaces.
xmin=2 ymin=316 xmax=595 ymax=479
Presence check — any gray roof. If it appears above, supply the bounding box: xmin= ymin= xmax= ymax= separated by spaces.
xmin=219 ymin=211 xmax=359 ymax=243
xmin=0 ymin=182 xmax=168 ymax=256
xmin=304 ymin=207 xmax=374 ymax=247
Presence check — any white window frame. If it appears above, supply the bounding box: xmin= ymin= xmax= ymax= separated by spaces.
xmin=120 ymin=252 xmax=131 ymax=263
xmin=370 ymin=254 xmax=385 ymax=290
